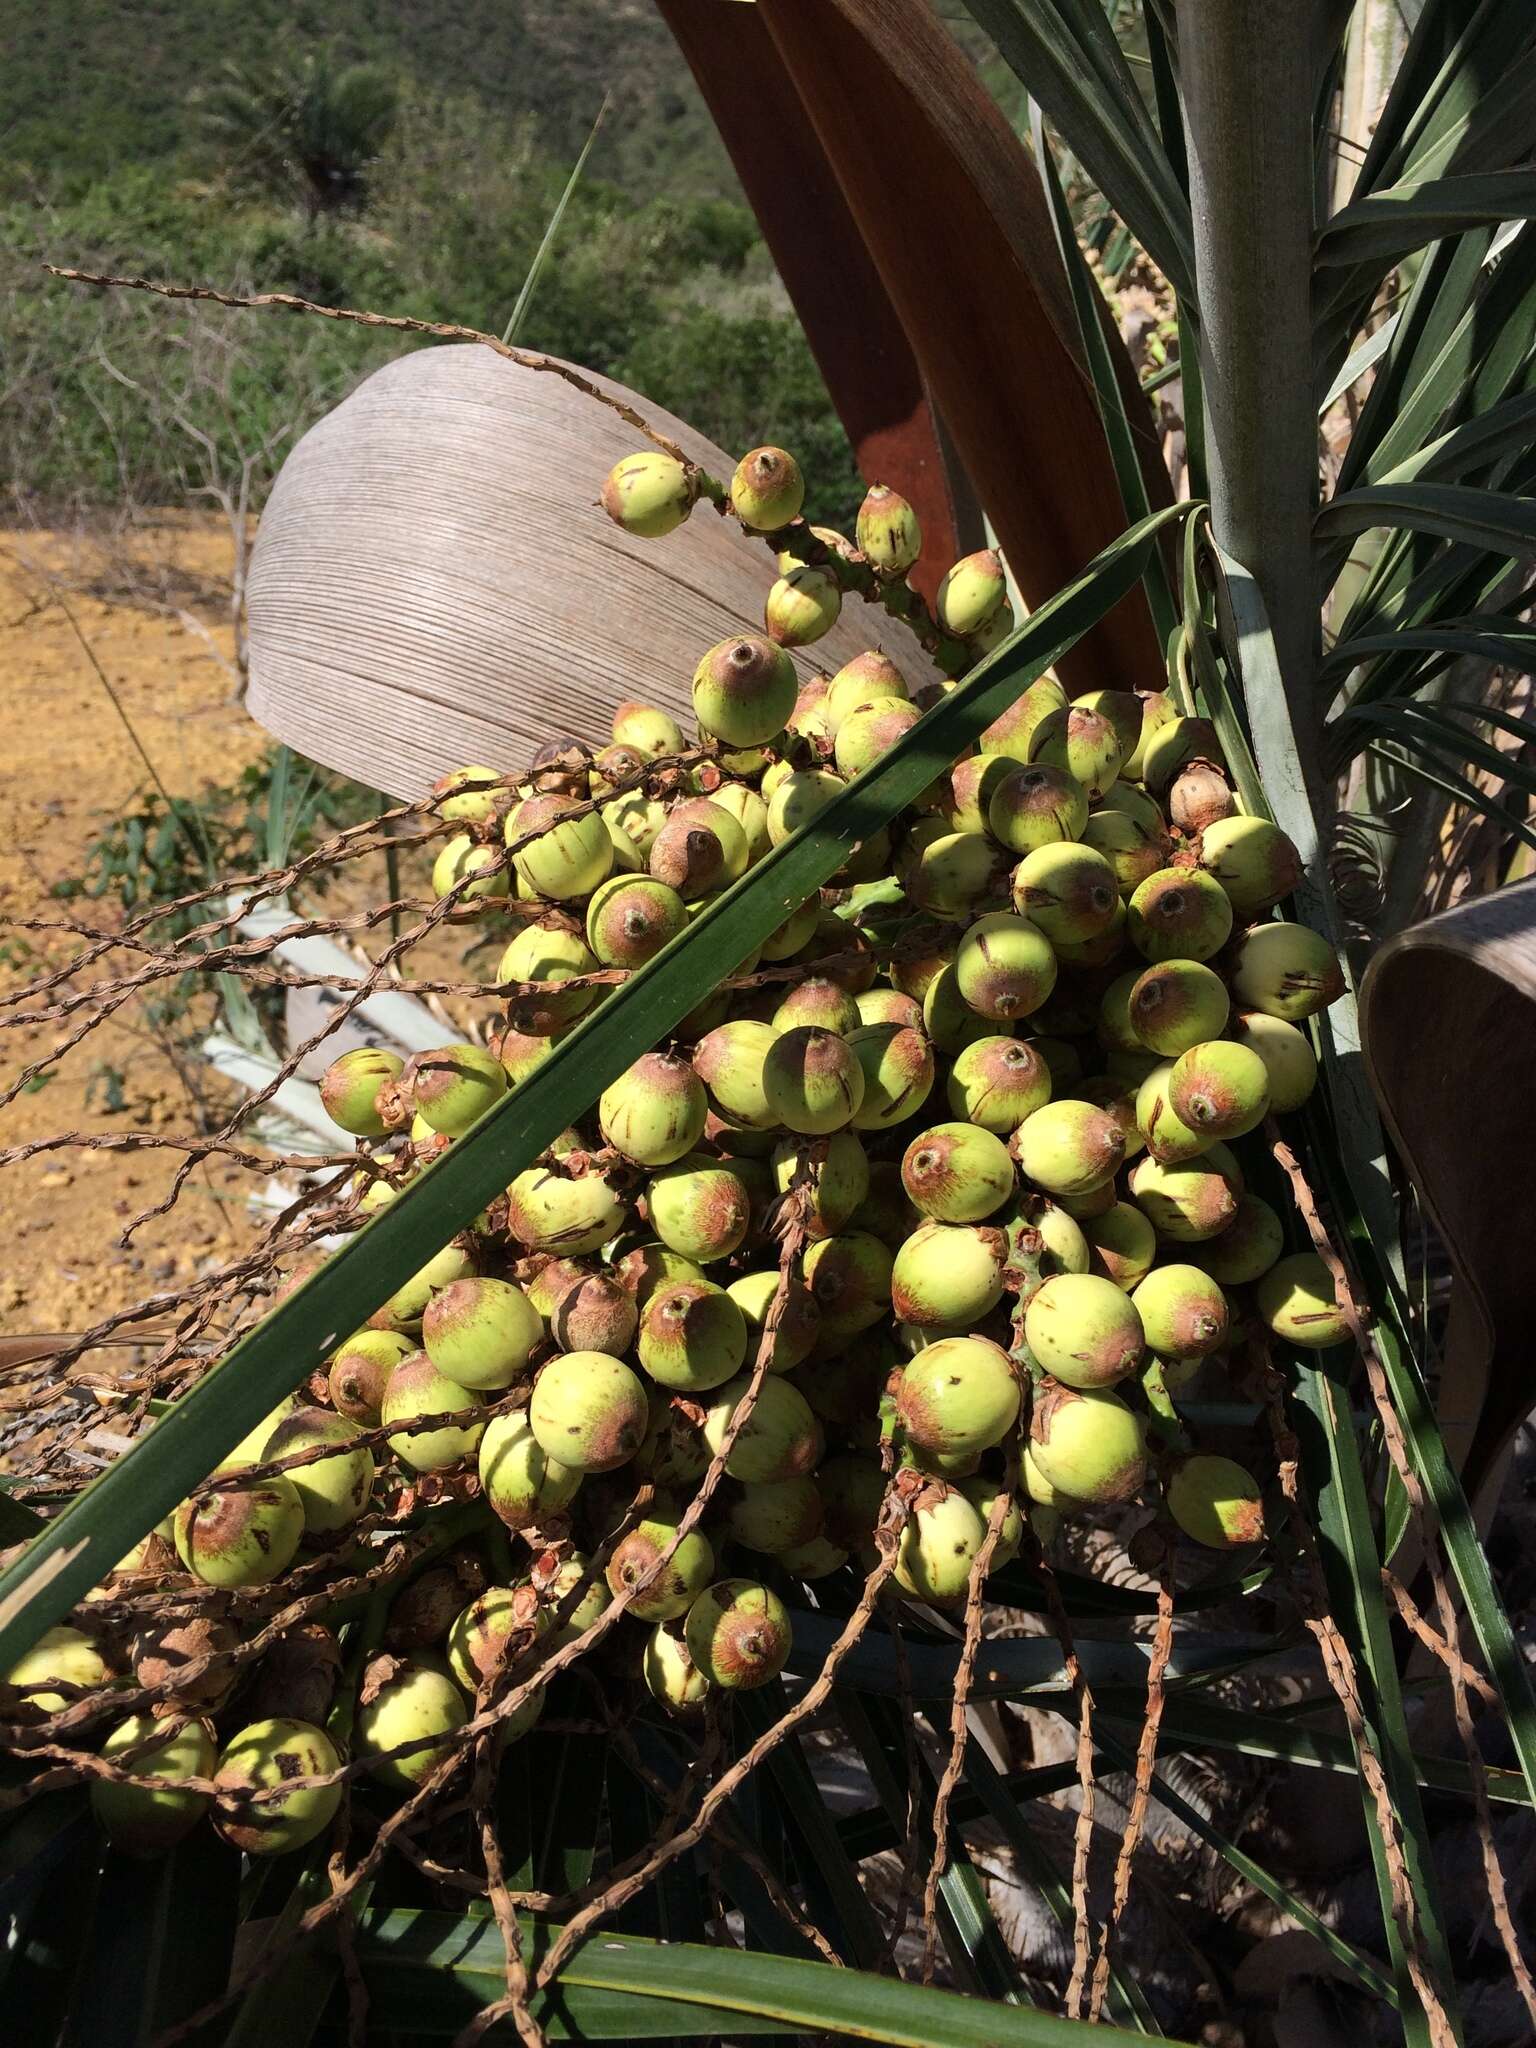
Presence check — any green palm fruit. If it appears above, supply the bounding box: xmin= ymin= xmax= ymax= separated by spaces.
xmin=765 ymin=563 xmax=842 ymax=646
xmin=494 ymin=1024 xmax=563 ymax=1089
xmin=318 ymin=1047 xmax=404 ymax=1137
xmin=960 ymin=1476 xmax=1025 ymax=1570
xmin=846 ymin=1023 xmax=936 ymax=1129
xmin=946 ymin=1036 xmax=1050 ymax=1133
xmin=1199 ymin=815 xmax=1301 ymax=914
xmin=356 ymin=1658 xmax=468 ymax=1791
xmin=551 ymin=1271 xmax=639 ymax=1356
xmin=174 ymin=1476 xmax=304 ymax=1588
xmin=446 ymin=1584 xmax=546 ymax=1693
xmin=1081 ymin=783 xmax=1174 ymax=893
xmin=329 ymin=1328 xmax=412 ymax=1426
xmin=888 ymin=924 xmax=958 ymax=1003
xmin=645 ymin=1153 xmax=752 ymax=1263
xmin=774 ymin=978 xmax=860 ymax=1035
xmin=762 ymin=1026 xmax=866 ymax=1133
xmin=1126 ymin=867 xmax=1234 ymax=963
xmin=1011 ymin=842 xmax=1120 ymax=944
xmin=93 ymin=1714 xmax=215 ymax=1855
xmin=980 ymin=674 xmax=1068 ymax=757
xmin=590 ymin=741 xmax=647 ymax=797
xmin=967 ymin=597 xmax=1015 ymax=656
xmin=856 ymin=484 xmax=922 ymax=572
xmin=1024 ymin=1273 xmax=1145 ymax=1387
xmin=1190 ymin=1193 xmax=1284 ymax=1284
xmin=694 ymin=1020 xmax=779 ymax=1129
xmin=765 ymin=767 xmax=848 ymax=847
xmin=1131 ymin=1263 xmax=1229 ymax=1357
xmin=406 ymin=1044 xmax=507 ymax=1135
xmin=894 ymin=1486 xmax=989 ymax=1604
xmin=905 ymin=830 xmax=1012 ymax=919
xmin=1055 ymin=1179 xmax=1118 ymax=1221
xmin=598 ymin=1051 xmax=708 ymax=1166
xmin=919 ymin=964 xmax=994 ymax=1055
xmin=643 ymin=1624 xmax=713 ymax=1716
xmin=1121 ymin=691 xmax=1176 ymax=779
xmin=585 ymin=874 xmax=688 ymax=968
xmin=613 ymin=1241 xmax=709 ymax=1306
xmin=213 ymin=1719 xmax=341 ymax=1856
xmin=1129 ymin=960 xmax=1230 ymax=1057
xmin=1074 ymin=689 xmax=1142 ymax=760
xmin=601 ymin=450 xmax=696 ymax=536
xmin=759 ymin=894 xmax=821 ymax=961
xmin=685 ymin=1580 xmax=792 ymax=1689
xmin=1077 ymin=1072 xmax=1143 ymax=1157
xmin=1053 ymin=896 xmax=1128 ymax=969
xmin=1030 ymin=1384 xmax=1147 ymax=1503
xmin=1233 ymin=1012 xmax=1317 ymax=1113
xmin=1140 ymin=715 xmax=1221 ymax=797
xmin=1169 ymin=1040 xmax=1271 ymax=1139
xmin=834 ymin=697 xmax=920 ymax=780
xmin=731 ymin=445 xmax=805 ymax=530
xmin=612 ymin=700 xmax=686 ymax=757
xmin=891 ymin=1220 xmax=1007 ymax=1327
xmin=940 ymin=752 xmax=1014 ymax=835
xmin=780 ymin=1534 xmax=850 ymax=1579
xmin=608 ymin=1511 xmax=715 ymax=1621
xmin=1133 ymin=1061 xmax=1211 ymax=1165
xmin=1096 ymin=970 xmax=1144 ymax=1055
xmin=803 ymin=1230 xmax=894 ymax=1338
xmin=1014 ymin=1100 xmax=1125 ymax=1196
xmin=421 ymin=1277 xmax=542 ymax=1390
xmin=638 ymin=1280 xmax=749 ymax=1391
xmin=693 ymin=634 xmax=799 ymax=747
xmin=432 ymin=764 xmax=504 ymax=824
xmin=1229 ymin=922 xmax=1346 ymax=1021
xmin=431 ymin=832 xmax=509 ymax=910
xmin=499 ymin=922 xmax=602 ymax=1035
xmin=804 ymin=909 xmax=881 ymax=992
xmin=986 ymin=762 xmax=1090 ymax=854
xmin=1166 ymin=1455 xmax=1265 ymax=1548
xmin=707 ymin=780 xmax=772 ymax=862
xmin=825 ymin=650 xmax=909 ymax=732
xmin=506 ymin=792 xmax=612 ymax=901
xmin=672 ymin=797 xmax=750 ymax=882
xmin=383 ymin=1355 xmax=487 ymax=1472
xmin=725 ymin=1269 xmax=822 ymax=1372
xmin=1082 ymin=1202 xmax=1159 ymax=1292
xmin=1022 ymin=1444 xmax=1080 ymax=1509
xmin=702 ymin=1375 xmax=822 ymax=1483
xmin=507 ymin=1164 xmax=628 ymax=1254
xmin=526 ymin=1254 xmax=591 ymax=1321
xmin=1128 ymin=1144 xmax=1244 ymax=1243
xmin=541 ymin=1553 xmax=612 ymax=1647
xmin=894 ymin=1334 xmax=1019 ymax=1452
xmin=637 ymin=1385 xmax=711 ymax=1489
xmin=1027 ymin=704 xmax=1124 ymax=800
xmin=479 ymin=1411 xmax=582 ymax=1530
xmin=6 ymin=1625 xmax=112 ymax=1713
xmin=771 ymin=1129 xmax=870 ymax=1239
xmin=263 ymin=1408 xmax=374 ymax=1533
xmin=1255 ymin=1252 xmax=1349 ymax=1349
xmin=1009 ymin=1198 xmax=1093 ymax=1278
xmin=602 ymin=789 xmax=668 ymax=871
xmin=529 ymin=1352 xmax=648 ymax=1472
xmin=647 ymin=811 xmax=727 ymax=899
xmin=901 ymin=1122 xmax=1014 ymax=1220
xmin=954 ymin=912 xmax=1057 ymax=1022
xmin=936 ymin=549 xmax=1007 ymax=636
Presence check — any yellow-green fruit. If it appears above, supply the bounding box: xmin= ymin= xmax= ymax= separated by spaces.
xmin=708 ymin=780 xmax=771 ymax=861
xmin=213 ymin=1719 xmax=341 ymax=1856
xmin=1027 ymin=704 xmax=1124 ymax=801
xmin=825 ymin=650 xmax=909 ymax=732
xmin=6 ymin=1625 xmax=112 ymax=1714
xmin=906 ymin=829 xmax=1011 ymax=918
xmin=960 ymin=1476 xmax=1025 ymax=1569
xmin=693 ymin=635 xmax=798 ymax=747
xmin=368 ymin=1240 xmax=478 ymax=1335
xmin=479 ymin=1410 xmax=583 ymax=1530
xmin=980 ymin=674 xmax=1068 ymax=758
xmin=432 ymin=833 xmax=508 ymax=909
xmin=762 ymin=1026 xmax=866 ymax=1134
xmin=731 ymin=445 xmax=805 ymax=530
xmin=319 ymin=1047 xmax=404 ymax=1137
xmin=1229 ymin=922 xmax=1346 ymax=1022
xmin=93 ymin=1714 xmax=215 ymax=1855
xmin=506 ymin=792 xmax=612 ymax=901
xmin=1167 ymin=1039 xmax=1269 ymax=1142
xmin=645 ymin=1154 xmax=752 ymax=1264
xmin=774 ymin=977 xmax=861 ymax=1036
xmin=408 ymin=1044 xmax=507 ymax=1136
xmin=174 ymin=1476 xmax=304 ymax=1588
xmin=530 ymin=1352 xmax=649 ymax=1473
xmin=766 ymin=766 xmax=847 ymax=845
xmin=356 ymin=1658 xmax=467 ymax=1791
xmin=1029 ymin=1384 xmax=1147 ymax=1504
xmin=423 ymin=1276 xmax=542 ymax=1390
xmin=507 ymin=1163 xmax=628 ymax=1254
xmin=936 ymin=549 xmax=1007 ymax=637
xmin=602 ymin=789 xmax=668 ymax=871
xmin=1133 ymin=1061 xmax=1210 ymax=1166
xmin=1126 ymin=868 xmax=1234 ymax=963
xmin=835 ymin=697 xmax=920 ymax=779
xmin=894 ymin=1334 xmax=1018 ymax=1454
xmin=1122 ymin=690 xmax=1176 ymax=779
xmin=684 ymin=1579 xmax=792 ymax=1689
xmin=1255 ymin=1252 xmax=1349 ymax=1350
xmin=987 ymin=762 xmax=1089 ymax=854
xmin=446 ymin=1584 xmax=546 ymax=1693
xmin=638 ymin=1279 xmax=748 ymax=1392
xmin=694 ymin=1019 xmax=780 ymax=1129
xmin=954 ymin=912 xmax=1057 ymax=1023
xmin=500 ymin=923 xmax=601 ymax=1036
xmin=803 ymin=1230 xmax=894 ymax=1340
xmin=1141 ymin=715 xmax=1221 ymax=796
xmin=702 ymin=1374 xmax=822 ymax=1484
xmin=967 ymin=596 xmax=1015 ymax=655
xmin=1023 ymin=1444 xmax=1082 ymax=1510
xmin=1199 ymin=814 xmax=1301 ymax=914
xmin=1081 ymin=783 xmax=1174 ymax=893
xmin=771 ymin=1130 xmax=870 ymax=1242
xmin=1011 ymin=842 xmax=1120 ymax=944
xmin=264 ymin=1408 xmax=375 ymax=1533
xmin=1233 ymin=1012 xmax=1317 ymax=1114
xmin=1074 ymin=689 xmax=1142 ymax=761
xmin=765 ymin=563 xmax=842 ymax=646
xmin=1024 ymin=1272 xmax=1144 ymax=1387
xmin=891 ymin=1221 xmax=1007 ymax=1327
xmin=901 ymin=1122 xmax=1014 ymax=1221
xmin=856 ymin=484 xmax=922 ymax=573
xmin=1128 ymin=1145 xmax=1244 ymax=1243
xmin=432 ymin=763 xmax=504 ymax=825
xmin=894 ymin=1487 xmax=989 ymax=1604
xmin=643 ymin=1624 xmax=713 ymax=1716
xmin=1130 ymin=1263 xmax=1229 ymax=1357
xmin=382 ymin=1355 xmax=486 ymax=1472
xmin=947 ymin=1035 xmax=1050 ymax=1134
xmin=586 ymin=873 xmax=688 ymax=969
xmin=780 ymin=1534 xmax=849 ymax=1579
xmin=608 ymin=1511 xmax=715 ymax=1621
xmin=846 ymin=1023 xmax=936 ymax=1130
xmin=759 ymin=894 xmax=821 ymax=960
xmin=673 ymin=796 xmax=749 ymax=881
xmin=1014 ymin=1100 xmax=1125 ymax=1196
xmin=600 ymin=1051 xmax=708 ymax=1166
xmin=921 ymin=963 xmax=997 ymax=1054
xmin=613 ymin=700 xmax=686 ymax=758
xmin=602 ymin=450 xmax=696 ymax=537
xmin=1166 ymin=1455 xmax=1265 ymax=1549
xmin=728 ymin=1474 xmax=825 ymax=1554
xmin=726 ymin=1269 xmax=822 ymax=1372
xmin=1191 ymin=1193 xmax=1285 ymax=1284
xmin=942 ymin=752 xmax=1016 ymax=835
xmin=1083 ymin=1202 xmax=1158 ymax=1293
xmin=543 ymin=1554 xmax=613 ymax=1647
xmin=1129 ymin=960 xmax=1230 ymax=1057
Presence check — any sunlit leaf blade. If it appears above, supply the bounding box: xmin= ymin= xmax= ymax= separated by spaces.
xmin=1320 ymin=313 xmax=1401 ymax=414
xmin=1319 ymin=620 xmax=1536 ymax=690
xmin=1316 ymin=169 xmax=1536 ymax=270
xmin=0 ymin=499 xmax=1194 ymax=1672
xmin=1317 ymin=480 xmax=1536 ymax=560
xmin=502 ymin=93 xmax=609 ymax=347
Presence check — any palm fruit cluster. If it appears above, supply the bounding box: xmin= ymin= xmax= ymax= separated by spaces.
xmin=5 ymin=442 xmax=1352 ymax=1853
